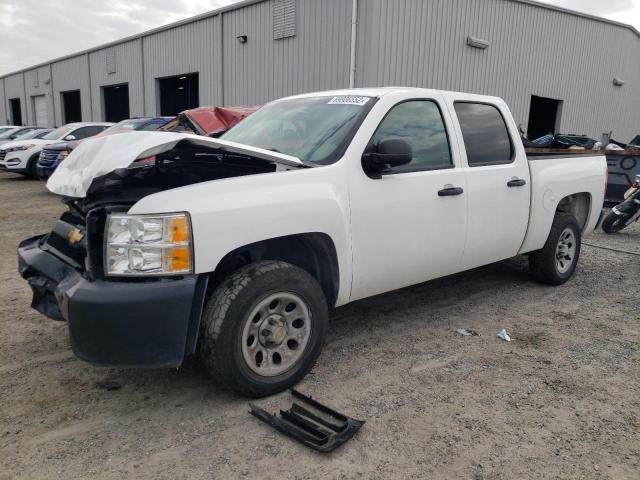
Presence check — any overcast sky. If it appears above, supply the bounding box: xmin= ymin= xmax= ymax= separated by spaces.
xmin=0 ymin=0 xmax=639 ymax=76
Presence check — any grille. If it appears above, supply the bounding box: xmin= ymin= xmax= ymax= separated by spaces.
xmin=0 ymin=150 xmax=6 ymax=162
xmin=38 ymin=149 xmax=59 ymax=167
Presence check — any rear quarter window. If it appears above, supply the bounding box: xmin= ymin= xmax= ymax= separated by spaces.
xmin=454 ymin=102 xmax=513 ymax=166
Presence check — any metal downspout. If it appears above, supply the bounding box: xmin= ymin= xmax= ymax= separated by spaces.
xmin=349 ymin=0 xmax=358 ymax=88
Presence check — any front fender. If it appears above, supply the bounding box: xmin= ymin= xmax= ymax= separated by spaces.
xmin=128 ymin=166 xmax=352 ymax=305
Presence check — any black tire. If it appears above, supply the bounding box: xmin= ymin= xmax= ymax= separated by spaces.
xmin=529 ymin=212 xmax=581 ymax=285
xmin=27 ymin=154 xmax=40 ymax=179
xmin=601 ymin=210 xmax=629 ymax=234
xmin=198 ymin=260 xmax=328 ymax=397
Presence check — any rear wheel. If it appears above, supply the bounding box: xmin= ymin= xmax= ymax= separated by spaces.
xmin=198 ymin=260 xmax=328 ymax=397
xmin=602 ymin=210 xmax=629 ymax=234
xmin=529 ymin=212 xmax=581 ymax=285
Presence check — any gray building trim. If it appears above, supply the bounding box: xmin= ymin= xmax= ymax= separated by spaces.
xmin=1 ymin=0 xmax=639 ymax=80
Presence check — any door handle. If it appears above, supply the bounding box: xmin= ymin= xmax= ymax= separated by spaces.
xmin=438 ymin=186 xmax=464 ymax=196
xmin=507 ymin=178 xmax=527 ymax=187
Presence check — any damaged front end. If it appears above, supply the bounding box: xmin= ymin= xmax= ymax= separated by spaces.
xmin=18 ymin=131 xmax=306 ymax=367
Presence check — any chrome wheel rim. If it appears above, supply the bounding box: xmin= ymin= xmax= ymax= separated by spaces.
xmin=555 ymin=228 xmax=576 ymax=274
xmin=241 ymin=292 xmax=312 ymax=377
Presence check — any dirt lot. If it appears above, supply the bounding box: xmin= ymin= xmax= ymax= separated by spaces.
xmin=0 ymin=173 xmax=638 ymax=480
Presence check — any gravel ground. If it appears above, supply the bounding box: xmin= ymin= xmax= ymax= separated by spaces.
xmin=0 ymin=173 xmax=638 ymax=480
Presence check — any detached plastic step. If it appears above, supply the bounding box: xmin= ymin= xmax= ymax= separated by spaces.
xmin=249 ymin=389 xmax=364 ymax=452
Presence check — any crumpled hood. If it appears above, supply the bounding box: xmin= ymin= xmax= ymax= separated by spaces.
xmin=46 ymin=131 xmax=303 ymax=198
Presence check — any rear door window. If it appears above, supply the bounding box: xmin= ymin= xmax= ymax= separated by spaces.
xmin=454 ymin=102 xmax=513 ymax=166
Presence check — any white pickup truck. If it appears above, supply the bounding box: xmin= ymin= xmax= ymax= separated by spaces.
xmin=18 ymin=88 xmax=606 ymax=396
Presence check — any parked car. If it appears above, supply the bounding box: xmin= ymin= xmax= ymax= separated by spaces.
xmin=36 ymin=117 xmax=171 ymax=179
xmin=0 ymin=125 xmax=17 ymax=135
xmin=0 ymin=126 xmax=47 ymax=145
xmin=19 ymin=88 xmax=606 ymax=397
xmin=159 ymin=105 xmax=261 ymax=136
xmin=0 ymin=122 xmax=113 ymax=177
xmin=13 ymin=128 xmax=54 ymax=140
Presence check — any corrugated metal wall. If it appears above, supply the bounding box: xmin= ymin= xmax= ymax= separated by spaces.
xmin=1 ymin=0 xmax=639 ymax=138
xmin=89 ymin=40 xmax=145 ymax=120
xmin=51 ymin=56 xmax=92 ymax=123
xmin=356 ymin=0 xmax=640 ymax=139
xmin=222 ymin=0 xmax=351 ymax=104
xmin=3 ymin=73 xmax=25 ymax=124
xmin=23 ymin=66 xmax=54 ymax=126
xmin=0 ymin=79 xmax=6 ymax=124
xmin=143 ymin=16 xmax=222 ymax=114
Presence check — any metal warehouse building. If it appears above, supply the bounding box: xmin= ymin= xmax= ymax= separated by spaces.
xmin=1 ymin=0 xmax=639 ymax=140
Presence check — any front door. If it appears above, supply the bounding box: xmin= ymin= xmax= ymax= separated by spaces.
xmin=349 ymin=98 xmax=468 ymax=301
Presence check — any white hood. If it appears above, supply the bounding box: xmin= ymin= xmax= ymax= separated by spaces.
xmin=46 ymin=131 xmax=303 ymax=198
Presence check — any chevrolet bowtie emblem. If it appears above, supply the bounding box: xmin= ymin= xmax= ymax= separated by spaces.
xmin=67 ymin=228 xmax=85 ymax=245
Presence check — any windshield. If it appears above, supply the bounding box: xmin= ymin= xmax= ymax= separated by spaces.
xmin=13 ymin=129 xmax=48 ymax=140
xmin=0 ymin=128 xmax=18 ymax=139
xmin=0 ymin=127 xmax=14 ymax=135
xmin=42 ymin=126 xmax=71 ymax=140
xmin=221 ymin=95 xmax=374 ymax=164
xmin=99 ymin=120 xmax=145 ymax=136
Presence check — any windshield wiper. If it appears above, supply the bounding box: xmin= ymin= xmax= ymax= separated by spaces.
xmin=266 ymin=148 xmax=317 ymax=168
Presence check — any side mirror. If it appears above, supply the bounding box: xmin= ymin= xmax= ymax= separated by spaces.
xmin=362 ymin=137 xmax=412 ymax=175
xmin=64 ymin=135 xmax=76 ymax=141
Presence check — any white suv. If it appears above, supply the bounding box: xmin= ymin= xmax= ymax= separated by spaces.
xmin=0 ymin=122 xmax=113 ymax=177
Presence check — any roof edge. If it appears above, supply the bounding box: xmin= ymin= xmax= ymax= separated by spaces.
xmin=509 ymin=0 xmax=640 ymax=37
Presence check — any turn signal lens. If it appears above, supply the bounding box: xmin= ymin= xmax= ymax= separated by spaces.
xmin=170 ymin=216 xmax=189 ymax=243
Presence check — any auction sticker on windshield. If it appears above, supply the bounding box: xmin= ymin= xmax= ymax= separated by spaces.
xmin=327 ymin=96 xmax=371 ymax=106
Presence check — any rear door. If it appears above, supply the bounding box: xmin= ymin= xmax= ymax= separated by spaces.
xmin=349 ymin=96 xmax=468 ymax=301
xmin=447 ymin=98 xmax=530 ymax=269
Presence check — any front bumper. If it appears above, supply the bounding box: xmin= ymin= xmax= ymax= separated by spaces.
xmin=36 ymin=165 xmax=53 ymax=179
xmin=18 ymin=235 xmax=204 ymax=368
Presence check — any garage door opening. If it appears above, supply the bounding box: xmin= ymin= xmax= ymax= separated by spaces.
xmin=31 ymin=95 xmax=49 ymax=127
xmin=527 ymin=95 xmax=563 ymax=140
xmin=9 ymin=98 xmax=22 ymax=125
xmin=102 ymin=83 xmax=130 ymax=122
xmin=157 ymin=73 xmax=199 ymax=116
xmin=61 ymin=90 xmax=82 ymax=123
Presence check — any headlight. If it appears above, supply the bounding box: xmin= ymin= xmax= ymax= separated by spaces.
xmin=57 ymin=150 xmax=70 ymax=161
xmin=104 ymin=213 xmax=193 ymax=276
xmin=4 ymin=144 xmax=34 ymax=152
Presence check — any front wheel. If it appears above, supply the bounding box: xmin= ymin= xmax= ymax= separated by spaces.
xmin=529 ymin=213 xmax=581 ymax=285
xmin=27 ymin=154 xmax=40 ymax=179
xmin=198 ymin=261 xmax=328 ymax=397
xmin=601 ymin=210 xmax=630 ymax=234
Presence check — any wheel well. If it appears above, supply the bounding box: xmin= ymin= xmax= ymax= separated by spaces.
xmin=208 ymin=233 xmax=340 ymax=306
xmin=556 ymin=192 xmax=591 ymax=231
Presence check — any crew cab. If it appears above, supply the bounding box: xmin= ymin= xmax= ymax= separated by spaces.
xmin=0 ymin=122 xmax=113 ymax=177
xmin=18 ymin=88 xmax=606 ymax=397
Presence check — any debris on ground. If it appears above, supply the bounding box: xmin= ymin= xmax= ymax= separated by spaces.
xmin=456 ymin=328 xmax=480 ymax=337
xmin=249 ymin=389 xmax=364 ymax=452
xmin=95 ymin=381 xmax=123 ymax=391
xmin=496 ymin=329 xmax=512 ymax=342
